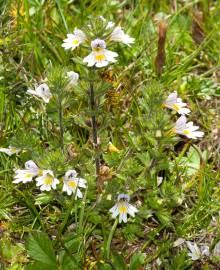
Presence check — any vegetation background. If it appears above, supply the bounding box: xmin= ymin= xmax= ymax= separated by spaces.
xmin=0 ymin=0 xmax=220 ymax=269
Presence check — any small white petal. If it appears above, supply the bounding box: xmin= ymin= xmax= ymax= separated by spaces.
xmin=110 ymin=26 xmax=134 ymax=46
xmin=175 ymin=116 xmax=187 ymax=131
xmin=25 ymin=160 xmax=38 ymax=170
xmin=67 ymin=71 xmax=79 ymax=85
xmin=67 ymin=188 xmax=72 ymax=196
xmin=178 ymin=108 xmax=191 ymax=115
xmin=76 ymin=188 xmax=83 ymax=198
xmin=83 ymin=53 xmax=96 ymax=67
xmin=95 ymin=60 xmax=109 ymax=68
xmin=127 ymin=204 xmax=138 ymax=217
xmin=121 ymin=212 xmax=127 ymax=223
xmin=110 ymin=204 xmax=119 ymax=218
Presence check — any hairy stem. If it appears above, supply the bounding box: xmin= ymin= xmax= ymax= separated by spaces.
xmin=89 ymin=81 xmax=101 ymax=192
xmin=58 ymin=98 xmax=64 ymax=152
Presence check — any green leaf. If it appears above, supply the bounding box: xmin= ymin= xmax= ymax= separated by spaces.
xmin=112 ymin=252 xmax=128 ymax=270
xmin=26 ymin=262 xmax=54 ymax=270
xmin=26 ymin=232 xmax=56 ymax=269
xmin=58 ymin=250 xmax=79 ymax=270
xmin=88 ymin=211 xmax=103 ymax=225
xmin=129 ymin=252 xmax=145 ymax=270
xmin=99 ymin=263 xmax=113 ymax=270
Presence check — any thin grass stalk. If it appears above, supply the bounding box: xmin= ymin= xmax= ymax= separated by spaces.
xmin=14 ymin=188 xmax=46 ymax=232
xmin=54 ymin=185 xmax=79 ymax=246
xmin=105 ymin=218 xmax=118 ymax=260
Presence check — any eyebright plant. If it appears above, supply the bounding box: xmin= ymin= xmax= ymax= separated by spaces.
xmin=0 ymin=10 xmax=209 ymax=270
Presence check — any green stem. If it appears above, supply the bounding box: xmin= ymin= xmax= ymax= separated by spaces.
xmin=78 ymin=188 xmax=87 ymax=235
xmin=58 ymin=97 xmax=64 ymax=153
xmin=89 ymin=81 xmax=101 ymax=192
xmin=105 ymin=218 xmax=118 ymax=260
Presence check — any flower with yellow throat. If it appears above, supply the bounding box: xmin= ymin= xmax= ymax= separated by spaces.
xmin=13 ymin=160 xmax=39 ymax=184
xmin=62 ymin=170 xmax=87 ymax=198
xmin=36 ymin=170 xmax=59 ymax=191
xmin=109 ymin=194 xmax=138 ymax=223
xmin=62 ymin=29 xmax=86 ymax=51
xmin=174 ymin=116 xmax=204 ymax=139
xmin=83 ymin=39 xmax=118 ymax=68
xmin=163 ymin=92 xmax=190 ymax=115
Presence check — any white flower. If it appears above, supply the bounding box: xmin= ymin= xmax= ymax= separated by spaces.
xmin=83 ymin=39 xmax=118 ymax=68
xmin=186 ymin=241 xmax=201 ymax=261
xmin=13 ymin=160 xmax=39 ymax=184
xmin=109 ymin=194 xmax=138 ymax=223
xmin=106 ymin=21 xmax=115 ymax=29
xmin=27 ymin=83 xmax=52 ymax=103
xmin=67 ymin=71 xmax=79 ymax=86
xmin=62 ymin=29 xmax=86 ymax=50
xmin=186 ymin=241 xmax=210 ymax=261
xmin=164 ymin=92 xmax=190 ymax=115
xmin=110 ymin=26 xmax=135 ymax=46
xmin=174 ymin=116 xmax=204 ymax=139
xmin=24 ymin=160 xmax=39 ymax=171
xmin=157 ymin=176 xmax=163 ymax=186
xmin=62 ymin=170 xmax=87 ymax=198
xmin=36 ymin=170 xmax=59 ymax=191
xmin=201 ymin=245 xmax=210 ymax=257
xmin=0 ymin=146 xmax=20 ymax=156
xmin=97 ymin=16 xmax=115 ymax=29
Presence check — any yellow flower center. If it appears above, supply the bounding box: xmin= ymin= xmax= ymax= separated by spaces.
xmin=183 ymin=129 xmax=191 ymax=135
xmin=25 ymin=173 xmax=33 ymax=178
xmin=68 ymin=180 xmax=77 ymax=188
xmin=119 ymin=205 xmax=127 ymax=214
xmin=72 ymin=39 xmax=79 ymax=45
xmin=44 ymin=175 xmax=53 ymax=185
xmin=172 ymin=103 xmax=180 ymax=111
xmin=95 ymin=54 xmax=106 ymax=61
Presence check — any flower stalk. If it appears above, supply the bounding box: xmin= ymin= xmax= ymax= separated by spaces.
xmin=89 ymin=80 xmax=101 ymax=192
xmin=58 ymin=97 xmax=64 ymax=153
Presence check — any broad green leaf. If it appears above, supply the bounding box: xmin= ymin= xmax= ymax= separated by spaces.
xmin=99 ymin=263 xmax=113 ymax=270
xmin=112 ymin=251 xmax=128 ymax=270
xmin=26 ymin=232 xmax=56 ymax=269
xmin=58 ymin=250 xmax=79 ymax=270
xmin=26 ymin=262 xmax=53 ymax=270
xmin=129 ymin=252 xmax=145 ymax=270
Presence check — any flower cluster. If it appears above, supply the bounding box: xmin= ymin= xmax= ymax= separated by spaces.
xmin=163 ymin=92 xmax=204 ymax=139
xmin=13 ymin=160 xmax=87 ymax=199
xmin=61 ymin=18 xmax=138 ymax=224
xmin=27 ymin=70 xmax=79 ymax=104
xmin=62 ymin=18 xmax=134 ymax=68
xmin=12 ymin=161 xmax=137 ymax=222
